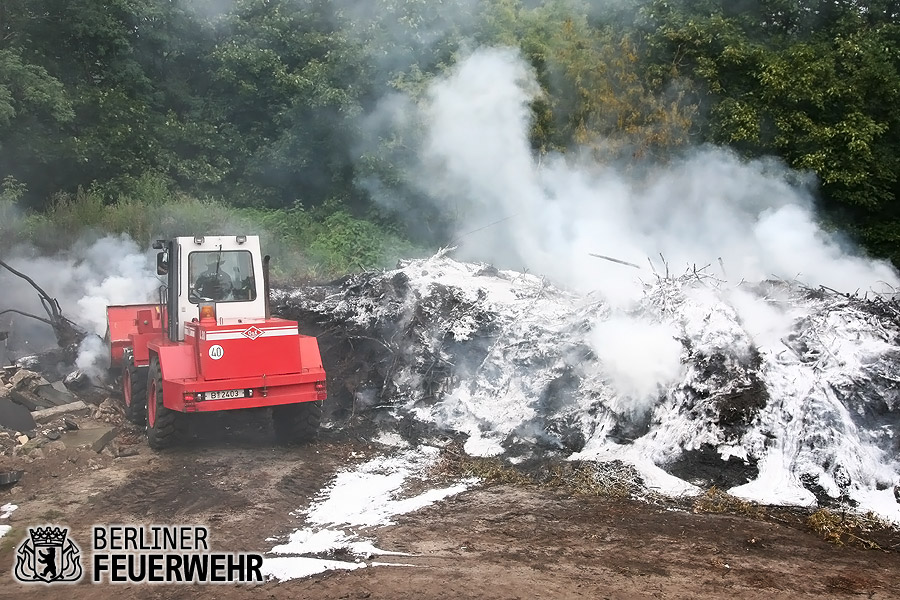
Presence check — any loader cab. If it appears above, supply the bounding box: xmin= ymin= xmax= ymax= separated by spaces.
xmin=155 ymin=235 xmax=268 ymax=341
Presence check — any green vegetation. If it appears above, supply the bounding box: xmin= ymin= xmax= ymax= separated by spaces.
xmin=1 ymin=0 xmax=899 ymax=270
xmin=4 ymin=182 xmax=420 ymax=279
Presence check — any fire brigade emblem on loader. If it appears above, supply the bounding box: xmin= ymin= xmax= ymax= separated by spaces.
xmin=106 ymin=235 xmax=327 ymax=448
xmin=14 ymin=526 xmax=83 ymax=583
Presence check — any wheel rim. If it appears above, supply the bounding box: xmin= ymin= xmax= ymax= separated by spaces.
xmin=148 ymin=378 xmax=156 ymax=427
xmin=123 ymin=368 xmax=132 ymax=407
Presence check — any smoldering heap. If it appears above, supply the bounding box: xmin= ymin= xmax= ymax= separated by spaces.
xmin=276 ymin=251 xmax=900 ymax=521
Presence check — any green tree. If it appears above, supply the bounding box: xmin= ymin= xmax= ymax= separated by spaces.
xmin=207 ymin=0 xmax=369 ymax=208
xmin=641 ymin=0 xmax=900 ymax=263
xmin=475 ymin=0 xmax=697 ymax=159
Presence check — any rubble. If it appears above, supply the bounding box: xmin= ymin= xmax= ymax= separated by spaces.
xmin=9 ymin=368 xmax=42 ymax=388
xmin=0 ymin=349 xmax=124 ymax=462
xmin=91 ymin=398 xmax=125 ymax=424
xmin=63 ymin=369 xmax=90 ymax=391
xmin=275 ymin=254 xmax=900 ymax=521
xmin=32 ymin=401 xmax=89 ymax=422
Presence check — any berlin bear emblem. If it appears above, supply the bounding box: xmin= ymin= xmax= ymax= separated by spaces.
xmin=14 ymin=526 xmax=82 ymax=583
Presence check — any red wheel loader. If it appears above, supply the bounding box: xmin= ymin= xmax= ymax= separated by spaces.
xmin=106 ymin=235 xmax=326 ymax=449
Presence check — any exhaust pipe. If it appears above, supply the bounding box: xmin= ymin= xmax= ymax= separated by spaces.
xmin=263 ymin=255 xmax=271 ymax=319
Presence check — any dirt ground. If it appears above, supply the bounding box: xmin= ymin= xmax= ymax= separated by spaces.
xmin=0 ymin=411 xmax=899 ymax=600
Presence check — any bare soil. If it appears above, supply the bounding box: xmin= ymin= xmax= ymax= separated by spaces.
xmin=0 ymin=411 xmax=898 ymax=600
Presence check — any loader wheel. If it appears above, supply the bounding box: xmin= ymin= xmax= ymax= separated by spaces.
xmin=122 ymin=354 xmax=147 ymax=425
xmin=273 ymin=401 xmax=322 ymax=444
xmin=146 ymin=357 xmax=179 ymax=449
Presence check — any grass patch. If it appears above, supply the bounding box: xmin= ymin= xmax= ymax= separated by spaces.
xmin=438 ymin=450 xmax=645 ymax=499
xmin=692 ymin=490 xmax=896 ymax=550
xmin=542 ymin=460 xmax=643 ymax=498
xmin=806 ymin=508 xmax=887 ymax=549
xmin=437 ymin=449 xmax=532 ymax=486
xmin=692 ymin=486 xmax=765 ymax=518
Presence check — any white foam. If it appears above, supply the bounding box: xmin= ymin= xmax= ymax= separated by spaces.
xmin=282 ymin=255 xmax=900 ymax=523
xmin=264 ymin=448 xmax=475 ymax=581
xmin=1 ymin=503 xmax=17 ymax=519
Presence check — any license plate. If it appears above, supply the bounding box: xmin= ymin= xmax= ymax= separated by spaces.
xmin=208 ymin=389 xmax=245 ymax=400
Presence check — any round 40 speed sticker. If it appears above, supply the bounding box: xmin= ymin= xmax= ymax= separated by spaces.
xmin=208 ymin=344 xmax=224 ymax=360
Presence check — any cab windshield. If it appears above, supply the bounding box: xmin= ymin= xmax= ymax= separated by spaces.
xmin=188 ymin=250 xmax=256 ymax=303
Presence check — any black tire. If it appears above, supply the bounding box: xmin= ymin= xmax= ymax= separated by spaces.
xmin=146 ymin=356 xmax=180 ymax=449
xmin=273 ymin=401 xmax=322 ymax=444
xmin=122 ymin=353 xmax=148 ymax=425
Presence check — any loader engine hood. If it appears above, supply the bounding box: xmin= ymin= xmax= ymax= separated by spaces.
xmin=185 ymin=317 xmax=322 ymax=381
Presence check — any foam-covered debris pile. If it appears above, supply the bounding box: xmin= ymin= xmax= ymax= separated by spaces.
xmin=276 ymin=252 xmax=900 ymax=522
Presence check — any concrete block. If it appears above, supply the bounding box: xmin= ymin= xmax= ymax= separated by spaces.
xmin=32 ymin=401 xmax=89 ymax=422
xmin=60 ymin=426 xmax=117 ymax=453
xmin=9 ymin=389 xmax=46 ymax=412
xmin=35 ymin=384 xmax=75 ymax=407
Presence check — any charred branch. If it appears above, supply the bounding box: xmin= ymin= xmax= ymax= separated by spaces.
xmin=0 ymin=259 xmax=86 ymax=347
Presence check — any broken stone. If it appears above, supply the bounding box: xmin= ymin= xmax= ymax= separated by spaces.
xmin=64 ymin=418 xmax=78 ymax=431
xmin=116 ymin=445 xmax=139 ymax=458
xmin=63 ymin=370 xmax=90 ymax=390
xmin=91 ymin=398 xmax=125 ymax=424
xmin=34 ymin=384 xmax=75 ymax=407
xmin=21 ymin=437 xmax=47 ymax=451
xmin=16 ymin=435 xmax=28 ymax=445
xmin=0 ymin=386 xmax=8 ymax=399
xmin=0 ymin=469 xmax=23 ymax=485
xmin=0 ymin=397 xmax=37 ymax=432
xmin=9 ymin=389 xmax=46 ymax=412
xmin=10 ymin=369 xmax=40 ymax=388
xmin=45 ymin=440 xmax=66 ymax=453
xmin=45 ymin=430 xmax=60 ymax=441
xmin=61 ymin=426 xmax=117 ymax=453
xmin=29 ymin=448 xmax=44 ymax=460
xmin=32 ymin=401 xmax=90 ymax=423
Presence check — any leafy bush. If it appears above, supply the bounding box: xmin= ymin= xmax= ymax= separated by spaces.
xmin=6 ymin=175 xmax=425 ymax=280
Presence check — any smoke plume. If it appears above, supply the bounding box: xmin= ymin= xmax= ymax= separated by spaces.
xmin=370 ymin=47 xmax=898 ymax=300
xmin=357 ymin=46 xmax=899 ymax=416
xmin=0 ymin=235 xmax=159 ymax=377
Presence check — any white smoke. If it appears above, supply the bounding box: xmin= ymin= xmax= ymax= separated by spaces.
xmin=389 ymin=47 xmax=899 ymax=299
xmin=0 ymin=234 xmax=159 ymax=377
xmin=589 ymin=315 xmax=684 ymax=415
